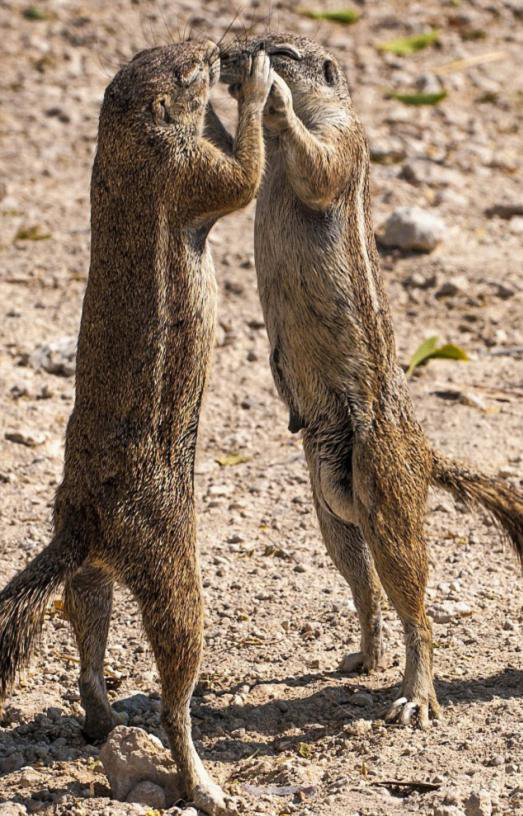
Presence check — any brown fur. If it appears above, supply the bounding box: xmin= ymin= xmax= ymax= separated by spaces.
xmin=0 ymin=41 xmax=273 ymax=815
xmin=220 ymin=33 xmax=523 ymax=728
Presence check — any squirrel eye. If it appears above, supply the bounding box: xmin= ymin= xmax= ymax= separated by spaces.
xmin=323 ymin=59 xmax=337 ymax=86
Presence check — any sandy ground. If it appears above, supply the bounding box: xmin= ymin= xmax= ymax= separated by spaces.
xmin=0 ymin=0 xmax=522 ymax=814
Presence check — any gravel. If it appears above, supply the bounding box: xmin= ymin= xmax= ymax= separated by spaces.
xmin=0 ymin=1 xmax=522 ymax=815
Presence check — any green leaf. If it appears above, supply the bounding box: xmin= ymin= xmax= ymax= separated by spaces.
xmin=299 ymin=8 xmax=360 ymax=24
xmin=461 ymin=29 xmax=487 ymax=41
xmin=407 ymin=336 xmax=440 ymax=377
xmin=407 ymin=336 xmax=469 ymax=377
xmin=14 ymin=225 xmax=51 ymax=241
xmin=23 ymin=6 xmax=50 ymax=20
xmin=390 ymin=90 xmax=447 ymax=106
xmin=215 ymin=452 xmax=251 ymax=467
xmin=378 ymin=30 xmax=440 ymax=55
xmin=429 ymin=343 xmax=469 ymax=362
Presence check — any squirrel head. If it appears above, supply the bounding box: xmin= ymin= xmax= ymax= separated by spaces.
xmin=101 ymin=41 xmax=220 ymax=138
xmin=220 ymin=34 xmax=350 ymax=114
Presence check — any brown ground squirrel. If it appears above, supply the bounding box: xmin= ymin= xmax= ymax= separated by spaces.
xmin=221 ymin=34 xmax=523 ymax=728
xmin=0 ymin=41 xmax=273 ymax=815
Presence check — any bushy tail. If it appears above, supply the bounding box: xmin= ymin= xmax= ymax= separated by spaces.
xmin=432 ymin=450 xmax=523 ymax=568
xmin=0 ymin=536 xmax=85 ymax=700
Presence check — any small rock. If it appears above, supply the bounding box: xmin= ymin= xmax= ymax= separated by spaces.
xmin=0 ymin=752 xmax=24 ymax=773
xmin=215 ymin=323 xmax=227 ymax=347
xmin=99 ymin=726 xmax=181 ymax=804
xmin=428 ymin=602 xmax=473 ymax=623
xmin=46 ymin=706 xmax=64 ymax=721
xmin=4 ymin=430 xmax=46 ymax=448
xmin=29 ymin=336 xmax=76 ymax=377
xmin=370 ymin=137 xmax=406 ymax=164
xmin=400 ymin=160 xmax=460 ymax=188
xmin=0 ymin=705 xmax=24 ymax=725
xmin=485 ymin=201 xmax=523 ymax=219
xmin=379 ymin=207 xmax=446 ymax=252
xmin=436 ymin=275 xmax=469 ymax=298
xmin=493 ymin=283 xmax=515 ymax=300
xmin=224 ymin=278 xmax=244 ymax=295
xmin=182 ymin=809 xmax=198 ymax=816
xmin=18 ymin=768 xmax=43 ymax=788
xmin=345 ymin=718 xmax=372 ymax=736
xmin=434 ymin=189 xmax=469 ymax=209
xmin=433 ymin=807 xmax=466 ymax=816
xmin=247 ymin=318 xmax=265 ymax=330
xmin=404 ymin=270 xmax=438 ymax=289
xmin=463 ymin=790 xmax=492 ymax=816
xmin=0 ymin=805 xmax=27 ymax=815
xmin=10 ymin=378 xmax=35 ymax=400
xmin=113 ymin=693 xmax=152 ymax=716
xmin=126 ymin=780 xmax=166 ymax=809
xmin=207 ymin=484 xmax=234 ymax=497
xmin=489 ymin=754 xmax=504 ymax=767
xmin=350 ymin=691 xmax=373 ymax=707
xmin=415 ymin=72 xmax=443 ymax=94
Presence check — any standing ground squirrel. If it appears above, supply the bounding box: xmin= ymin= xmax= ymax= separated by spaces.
xmin=221 ymin=34 xmax=523 ymax=728
xmin=0 ymin=41 xmax=273 ymax=815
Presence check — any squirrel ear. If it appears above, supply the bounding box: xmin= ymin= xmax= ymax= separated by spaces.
xmin=323 ymin=59 xmax=338 ymax=86
xmin=152 ymin=96 xmax=168 ymax=123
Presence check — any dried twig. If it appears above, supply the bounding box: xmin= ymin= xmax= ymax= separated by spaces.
xmin=370 ymin=779 xmax=442 ymax=791
xmin=433 ymin=51 xmax=507 ymax=76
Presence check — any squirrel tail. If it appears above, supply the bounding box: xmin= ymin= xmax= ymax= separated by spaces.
xmin=0 ymin=534 xmax=86 ymax=701
xmin=431 ymin=450 xmax=523 ymax=569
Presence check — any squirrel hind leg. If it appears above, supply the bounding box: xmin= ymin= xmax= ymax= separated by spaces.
xmin=64 ymin=563 xmax=116 ymax=741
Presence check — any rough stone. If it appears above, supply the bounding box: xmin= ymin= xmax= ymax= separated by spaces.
xmin=400 ymin=160 xmax=460 ymax=188
xmin=436 ymin=275 xmax=469 ymax=298
xmin=433 ymin=807 xmax=466 ymax=816
xmin=485 ymin=201 xmax=523 ymax=219
xmin=463 ymin=790 xmax=492 ymax=816
xmin=4 ymin=430 xmax=46 ymax=448
xmin=0 ymin=805 xmax=27 ymax=815
xmin=379 ymin=207 xmax=446 ymax=251
xmin=369 ymin=137 xmax=406 ymax=164
xmin=0 ymin=753 xmax=24 ymax=774
xmin=415 ymin=72 xmax=443 ymax=94
xmin=113 ymin=693 xmax=153 ymax=716
xmin=126 ymin=780 xmax=166 ymax=809
xmin=428 ymin=602 xmax=473 ymax=623
xmin=29 ymin=336 xmax=76 ymax=377
xmin=99 ymin=726 xmax=182 ymax=805
xmin=350 ymin=691 xmax=373 ymax=707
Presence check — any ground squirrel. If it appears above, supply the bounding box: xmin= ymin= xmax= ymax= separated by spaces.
xmin=0 ymin=41 xmax=273 ymax=814
xmin=221 ymin=33 xmax=523 ymax=728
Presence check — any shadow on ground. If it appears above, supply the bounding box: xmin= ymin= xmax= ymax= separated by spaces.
xmin=0 ymin=664 xmax=520 ymax=798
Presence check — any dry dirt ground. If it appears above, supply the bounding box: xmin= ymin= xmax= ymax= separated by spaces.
xmin=0 ymin=0 xmax=522 ymax=814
